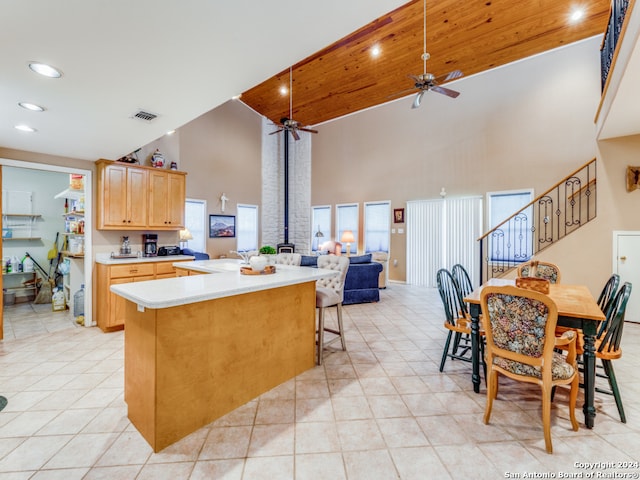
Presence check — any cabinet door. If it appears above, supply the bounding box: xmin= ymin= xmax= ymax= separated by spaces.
xmin=101 ymin=164 xmax=128 ymax=228
xmin=147 ymin=170 xmax=170 ymax=228
xmin=109 ymin=277 xmax=130 ymax=329
xmin=126 ymin=168 xmax=148 ymax=227
xmin=148 ymin=171 xmax=185 ymax=229
xmin=166 ymin=173 xmax=185 ymax=228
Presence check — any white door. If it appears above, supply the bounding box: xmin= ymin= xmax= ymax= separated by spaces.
xmin=613 ymin=231 xmax=640 ymax=323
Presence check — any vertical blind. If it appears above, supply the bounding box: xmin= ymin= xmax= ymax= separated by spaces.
xmin=311 ymin=205 xmax=331 ymax=251
xmin=364 ymin=201 xmax=390 ymax=253
xmin=336 ymin=203 xmax=359 ymax=253
xmin=407 ymin=196 xmax=483 ymax=288
xmin=184 ymin=199 xmax=206 ymax=252
xmin=237 ymin=204 xmax=258 ymax=252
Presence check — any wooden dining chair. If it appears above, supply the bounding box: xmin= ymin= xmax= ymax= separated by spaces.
xmin=555 ymin=282 xmax=632 ymax=423
xmin=517 ymin=260 xmax=561 ymax=284
xmin=437 ymin=268 xmax=484 ymax=373
xmin=481 ymin=285 xmax=579 ymax=454
xmin=451 ymin=263 xmax=474 ymax=298
xmin=597 ymin=273 xmax=620 ymax=320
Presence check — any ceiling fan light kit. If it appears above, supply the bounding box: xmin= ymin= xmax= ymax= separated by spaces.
xmin=269 ymin=67 xmax=318 ymax=141
xmin=389 ymin=0 xmax=463 ymax=109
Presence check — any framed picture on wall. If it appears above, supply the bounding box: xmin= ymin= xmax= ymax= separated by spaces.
xmin=393 ymin=208 xmax=405 ymax=224
xmin=209 ymin=214 xmax=235 ymax=238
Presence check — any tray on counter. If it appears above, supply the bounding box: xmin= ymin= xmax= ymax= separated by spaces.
xmin=240 ymin=265 xmax=276 ymax=275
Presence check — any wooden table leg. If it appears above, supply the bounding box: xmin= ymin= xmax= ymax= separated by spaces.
xmin=469 ymin=303 xmax=481 ymax=393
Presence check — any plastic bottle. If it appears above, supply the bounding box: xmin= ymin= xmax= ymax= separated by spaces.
xmin=22 ymin=255 xmax=34 ymax=273
xmin=73 ymin=284 xmax=85 ymax=319
xmin=11 ymin=256 xmax=20 ymax=273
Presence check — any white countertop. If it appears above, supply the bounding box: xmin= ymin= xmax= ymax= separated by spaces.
xmin=110 ymin=259 xmax=337 ymax=309
xmin=95 ymin=253 xmax=195 ymax=265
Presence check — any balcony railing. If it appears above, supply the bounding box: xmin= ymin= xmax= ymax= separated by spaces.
xmin=601 ymin=0 xmax=630 ymax=90
xmin=478 ymin=159 xmax=597 ymax=284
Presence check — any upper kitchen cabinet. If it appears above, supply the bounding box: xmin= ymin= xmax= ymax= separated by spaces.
xmin=96 ymin=160 xmax=186 ymax=231
xmin=148 ymin=170 xmax=185 ymax=229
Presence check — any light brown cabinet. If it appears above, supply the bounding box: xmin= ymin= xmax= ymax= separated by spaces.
xmin=148 ymin=170 xmax=185 ymax=228
xmin=95 ymin=260 xmax=190 ymax=332
xmin=96 ymin=160 xmax=186 ymax=231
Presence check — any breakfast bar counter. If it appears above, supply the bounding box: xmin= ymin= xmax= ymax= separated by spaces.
xmin=110 ymin=259 xmax=335 ymax=452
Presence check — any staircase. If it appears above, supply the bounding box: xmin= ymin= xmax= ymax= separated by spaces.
xmin=478 ymin=158 xmax=597 ymax=284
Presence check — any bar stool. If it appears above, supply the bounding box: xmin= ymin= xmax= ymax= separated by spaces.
xmin=316 ymin=255 xmax=350 ymax=365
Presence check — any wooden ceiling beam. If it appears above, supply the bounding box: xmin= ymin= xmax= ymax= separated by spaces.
xmin=240 ymin=0 xmax=610 ymax=127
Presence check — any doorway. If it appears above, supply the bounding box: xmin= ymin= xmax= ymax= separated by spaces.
xmin=0 ymin=158 xmax=93 ymax=340
xmin=612 ymin=231 xmax=640 ymax=323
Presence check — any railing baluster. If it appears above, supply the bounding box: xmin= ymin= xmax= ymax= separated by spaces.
xmin=479 ymin=159 xmax=597 ymax=283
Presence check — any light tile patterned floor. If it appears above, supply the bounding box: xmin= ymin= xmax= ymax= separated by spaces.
xmin=0 ymin=284 xmax=639 ymax=479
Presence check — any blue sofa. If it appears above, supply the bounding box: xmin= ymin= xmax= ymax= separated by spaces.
xmin=301 ymin=253 xmax=383 ymax=305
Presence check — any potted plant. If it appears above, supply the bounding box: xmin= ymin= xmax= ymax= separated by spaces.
xmin=259 ymin=245 xmax=277 ymax=265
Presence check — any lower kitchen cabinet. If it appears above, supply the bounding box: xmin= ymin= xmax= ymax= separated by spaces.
xmin=95 ymin=260 xmax=189 ymax=332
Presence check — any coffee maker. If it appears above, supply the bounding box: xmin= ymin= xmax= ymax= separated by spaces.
xmin=143 ymin=234 xmax=158 ymax=257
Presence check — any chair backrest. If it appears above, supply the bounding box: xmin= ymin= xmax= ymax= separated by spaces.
xmin=481 ymin=285 xmax=559 ymax=378
xmin=517 ymin=260 xmax=561 ymax=284
xmin=317 ymin=255 xmax=350 ymax=300
xmin=436 ymin=268 xmax=468 ymax=326
xmin=597 ymin=274 xmax=620 ymax=319
xmin=275 ymin=252 xmax=302 ymax=266
xmin=597 ymin=282 xmax=632 ymax=353
xmin=451 ymin=264 xmax=474 ymax=297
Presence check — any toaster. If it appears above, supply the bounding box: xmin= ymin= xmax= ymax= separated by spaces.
xmin=158 ymin=245 xmax=181 ymax=256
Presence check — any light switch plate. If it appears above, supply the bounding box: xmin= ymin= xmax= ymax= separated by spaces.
xmin=398 ymin=228 xmax=404 ymax=234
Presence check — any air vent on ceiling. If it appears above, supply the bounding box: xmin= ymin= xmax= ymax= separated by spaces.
xmin=131 ymin=109 xmax=159 ymax=122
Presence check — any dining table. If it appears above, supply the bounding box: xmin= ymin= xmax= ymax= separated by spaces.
xmin=464 ymin=278 xmax=606 ymax=429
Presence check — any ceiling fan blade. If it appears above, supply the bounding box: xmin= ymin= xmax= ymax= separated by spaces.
xmin=411 ymin=91 xmax=425 ymax=109
xmin=434 ymin=70 xmax=464 ymax=83
xmin=290 ymin=128 xmax=301 ymax=141
xmin=408 ymin=74 xmax=423 ymax=83
xmin=269 ymin=128 xmax=284 ymax=135
xmin=298 ymin=127 xmax=318 ymax=134
xmin=430 ymin=85 xmax=460 ymax=98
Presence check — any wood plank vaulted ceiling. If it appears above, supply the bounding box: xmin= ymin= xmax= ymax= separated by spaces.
xmin=240 ymin=0 xmax=611 ymax=128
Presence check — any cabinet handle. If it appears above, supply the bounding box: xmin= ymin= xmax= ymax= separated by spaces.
xmin=130 ymin=269 xmax=138 ymax=274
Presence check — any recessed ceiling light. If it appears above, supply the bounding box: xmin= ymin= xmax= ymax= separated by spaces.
xmin=279 ymin=86 xmax=288 ymax=96
xmin=14 ymin=124 xmax=37 ymax=133
xmin=569 ymin=8 xmax=585 ymax=23
xmin=18 ymin=102 xmax=45 ymax=112
xmin=28 ymin=62 xmax=62 ymax=78
xmin=371 ymin=45 xmax=381 ymax=57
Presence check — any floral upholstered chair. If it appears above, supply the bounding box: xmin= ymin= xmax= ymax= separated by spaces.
xmin=517 ymin=260 xmax=561 ymax=284
xmin=480 ymin=285 xmax=579 ymax=454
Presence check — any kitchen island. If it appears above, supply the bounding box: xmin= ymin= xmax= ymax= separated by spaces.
xmin=110 ymin=259 xmax=336 ymax=452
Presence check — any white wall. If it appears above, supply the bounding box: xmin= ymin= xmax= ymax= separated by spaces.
xmin=311 ymin=37 xmax=604 ymax=287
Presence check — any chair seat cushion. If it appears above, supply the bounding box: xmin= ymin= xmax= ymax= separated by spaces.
xmin=493 ymin=352 xmax=575 ymax=380
xmin=316 ymin=287 xmax=341 ymax=307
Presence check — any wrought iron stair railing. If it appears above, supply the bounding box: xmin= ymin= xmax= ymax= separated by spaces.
xmin=478 ymin=158 xmax=597 ymax=284
xmin=601 ymin=0 xmax=630 ymax=91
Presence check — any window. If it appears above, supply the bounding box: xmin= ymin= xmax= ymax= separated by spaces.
xmin=311 ymin=205 xmax=331 ymax=252
xmin=336 ymin=203 xmax=359 ymax=254
xmin=184 ymin=199 xmax=206 ymax=252
xmin=487 ymin=189 xmax=534 ymax=263
xmin=364 ymin=201 xmax=390 ymax=253
xmin=237 ymin=204 xmax=258 ymax=252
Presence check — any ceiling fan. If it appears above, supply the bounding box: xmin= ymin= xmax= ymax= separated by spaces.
xmin=390 ymin=0 xmax=463 ymax=109
xmin=270 ymin=67 xmax=318 ymax=141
